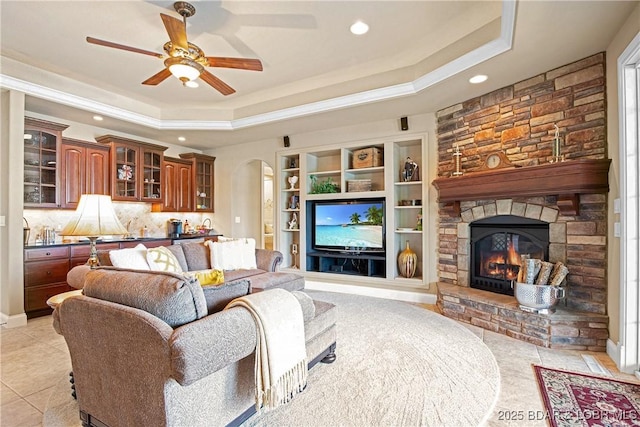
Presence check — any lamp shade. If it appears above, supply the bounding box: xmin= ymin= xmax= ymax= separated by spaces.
xmin=60 ymin=195 xmax=128 ymax=237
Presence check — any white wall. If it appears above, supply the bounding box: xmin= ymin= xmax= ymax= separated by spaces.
xmin=0 ymin=90 xmax=28 ymax=326
xmin=207 ymin=112 xmax=439 ymax=288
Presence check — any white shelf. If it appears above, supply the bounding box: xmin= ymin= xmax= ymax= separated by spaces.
xmin=395 ymin=229 xmax=422 ymax=234
xmin=394 ymin=181 xmax=423 ymax=186
xmin=345 ymin=166 xmax=384 ymax=174
xmin=307 ymin=170 xmax=341 ymax=177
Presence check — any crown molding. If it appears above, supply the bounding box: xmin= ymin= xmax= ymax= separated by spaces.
xmin=1 ymin=0 xmax=516 ymax=132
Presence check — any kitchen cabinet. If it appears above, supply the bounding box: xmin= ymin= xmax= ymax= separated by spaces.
xmin=24 ymin=246 xmax=71 ymax=318
xmin=60 ymin=138 xmax=110 ymax=209
xmin=96 ymin=135 xmax=167 ymax=202
xmin=152 ymin=157 xmax=193 ymax=212
xmin=179 ymin=152 xmax=216 ymax=212
xmin=23 ymin=117 xmax=69 ymax=208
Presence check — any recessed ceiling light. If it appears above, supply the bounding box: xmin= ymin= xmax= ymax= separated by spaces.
xmin=469 ymin=75 xmax=488 ymax=84
xmin=185 ymin=80 xmax=199 ymax=88
xmin=350 ymin=20 xmax=369 ymax=35
xmin=178 ymin=136 xmax=186 ymax=142
xmin=93 ymin=115 xmax=104 ymax=121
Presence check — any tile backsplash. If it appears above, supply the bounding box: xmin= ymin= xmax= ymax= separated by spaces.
xmin=23 ymin=203 xmax=216 ymax=245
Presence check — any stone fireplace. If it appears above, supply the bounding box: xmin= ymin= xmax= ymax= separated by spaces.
xmin=432 ymin=53 xmax=611 ymax=351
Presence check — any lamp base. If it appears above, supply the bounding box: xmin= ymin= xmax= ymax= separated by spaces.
xmin=87 ymin=236 xmax=100 ymax=269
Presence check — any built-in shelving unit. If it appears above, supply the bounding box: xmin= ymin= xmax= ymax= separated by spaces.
xmin=276 ymin=135 xmax=427 ymax=290
xmin=279 ymin=154 xmax=301 ymax=269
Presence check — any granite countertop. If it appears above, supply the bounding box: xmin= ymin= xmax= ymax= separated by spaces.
xmin=24 ymin=233 xmax=220 ymax=249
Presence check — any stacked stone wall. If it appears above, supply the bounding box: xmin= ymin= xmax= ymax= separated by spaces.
xmin=435 ymin=53 xmax=608 ymax=315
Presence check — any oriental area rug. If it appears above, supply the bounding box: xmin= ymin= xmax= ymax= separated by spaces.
xmin=44 ymin=291 xmax=500 ymax=426
xmin=533 ymin=365 xmax=640 ymax=427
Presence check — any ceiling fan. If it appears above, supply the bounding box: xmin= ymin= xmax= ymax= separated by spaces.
xmin=86 ymin=1 xmax=263 ymax=96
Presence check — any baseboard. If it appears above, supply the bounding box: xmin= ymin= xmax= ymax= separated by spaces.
xmin=0 ymin=311 xmax=28 ymax=328
xmin=606 ymin=339 xmax=620 ymax=367
xmin=305 ymin=280 xmax=438 ymax=304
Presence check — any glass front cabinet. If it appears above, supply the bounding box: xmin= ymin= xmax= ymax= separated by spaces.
xmin=23 ymin=118 xmax=69 ymax=208
xmin=179 ymin=153 xmax=216 ymax=212
xmin=96 ymin=135 xmax=167 ymax=202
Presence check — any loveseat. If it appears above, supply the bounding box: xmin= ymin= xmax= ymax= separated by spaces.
xmin=54 ymin=267 xmax=337 ymax=427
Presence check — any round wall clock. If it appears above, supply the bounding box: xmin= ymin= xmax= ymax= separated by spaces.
xmin=480 ymin=151 xmax=515 ymax=171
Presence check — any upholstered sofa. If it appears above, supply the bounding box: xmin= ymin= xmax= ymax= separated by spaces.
xmin=67 ymin=240 xmax=305 ymax=295
xmin=54 ymin=267 xmax=337 ymax=427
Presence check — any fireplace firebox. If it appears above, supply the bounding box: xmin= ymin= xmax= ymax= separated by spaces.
xmin=470 ymin=216 xmax=549 ymax=295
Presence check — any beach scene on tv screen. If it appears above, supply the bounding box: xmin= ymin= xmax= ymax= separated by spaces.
xmin=315 ymin=202 xmax=383 ymax=249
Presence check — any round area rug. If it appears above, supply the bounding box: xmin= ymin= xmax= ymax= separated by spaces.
xmin=43 ymin=291 xmax=500 ymax=427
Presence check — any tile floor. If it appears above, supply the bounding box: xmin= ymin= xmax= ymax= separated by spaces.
xmin=1 ymin=309 xmax=637 ymax=427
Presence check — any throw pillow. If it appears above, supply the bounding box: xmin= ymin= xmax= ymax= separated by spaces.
xmin=187 ymin=269 xmax=225 ymax=286
xmin=147 ymin=246 xmax=184 ymax=273
xmin=108 ymin=243 xmax=150 ymax=270
xmin=206 ymin=238 xmax=256 ymax=270
xmin=238 ymin=238 xmax=257 ymax=269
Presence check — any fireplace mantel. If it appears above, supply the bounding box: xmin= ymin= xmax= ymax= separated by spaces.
xmin=432 ymin=159 xmax=611 ymax=216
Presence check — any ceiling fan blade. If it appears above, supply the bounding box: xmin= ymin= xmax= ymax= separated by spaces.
xmin=142 ymin=68 xmax=172 ymax=85
xmin=160 ymin=13 xmax=188 ymax=51
xmin=86 ymin=37 xmax=163 ymax=58
xmin=206 ymin=57 xmax=263 ymax=71
xmin=200 ymin=70 xmax=236 ymax=96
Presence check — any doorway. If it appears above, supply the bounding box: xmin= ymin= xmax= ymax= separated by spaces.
xmin=231 ymin=159 xmax=274 ymax=249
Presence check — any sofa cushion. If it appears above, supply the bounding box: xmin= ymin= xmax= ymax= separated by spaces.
xmin=179 ymin=242 xmax=211 ymax=271
xmin=223 ymin=269 xmax=266 ymax=283
xmin=147 ymin=246 xmax=184 ymax=273
xmin=165 ymin=244 xmax=189 ymax=272
xmin=82 ymin=267 xmax=207 ymax=327
xmin=109 ymin=244 xmax=150 ymax=270
xmin=201 ymin=279 xmax=251 ymax=313
xmin=249 ymin=272 xmax=305 ymax=292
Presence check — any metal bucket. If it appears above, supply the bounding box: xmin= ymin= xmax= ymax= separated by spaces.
xmin=513 ymin=282 xmax=565 ymax=314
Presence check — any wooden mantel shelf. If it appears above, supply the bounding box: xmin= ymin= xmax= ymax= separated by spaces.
xmin=432 ymin=159 xmax=611 ymax=216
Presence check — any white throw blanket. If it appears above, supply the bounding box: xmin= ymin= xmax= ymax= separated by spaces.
xmin=226 ymin=289 xmax=308 ymax=411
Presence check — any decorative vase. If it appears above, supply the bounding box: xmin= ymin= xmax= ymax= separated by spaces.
xmin=398 ymin=240 xmax=417 ymax=278
xmin=288 ymin=175 xmax=298 ymax=190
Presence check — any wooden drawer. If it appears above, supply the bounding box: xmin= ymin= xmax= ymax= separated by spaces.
xmin=24 ymin=259 xmax=70 ymax=287
xmin=24 ymin=246 xmax=69 ymax=261
xmin=70 ymin=242 xmax=120 ymax=258
xmin=25 ymin=283 xmax=73 ymax=312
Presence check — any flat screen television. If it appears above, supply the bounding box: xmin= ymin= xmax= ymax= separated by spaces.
xmin=310 ymin=198 xmax=385 ymax=253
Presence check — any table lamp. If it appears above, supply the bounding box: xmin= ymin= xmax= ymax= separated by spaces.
xmin=60 ymin=194 xmax=128 ymax=268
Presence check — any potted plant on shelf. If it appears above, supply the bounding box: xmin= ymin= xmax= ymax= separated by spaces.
xmin=309 ymin=175 xmax=339 ymax=194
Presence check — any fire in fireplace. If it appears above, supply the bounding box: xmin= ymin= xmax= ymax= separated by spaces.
xmin=470 ymin=216 xmax=549 ymax=295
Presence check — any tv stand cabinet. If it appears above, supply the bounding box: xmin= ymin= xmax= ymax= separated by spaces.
xmin=306 ymin=252 xmax=386 ymax=278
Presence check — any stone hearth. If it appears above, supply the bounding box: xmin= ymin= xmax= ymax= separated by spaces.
xmin=437 ymin=283 xmax=608 ymax=350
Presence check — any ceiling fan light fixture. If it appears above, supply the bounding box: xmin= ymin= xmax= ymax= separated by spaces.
xmin=166 ymin=57 xmax=202 ymax=82
xmin=184 ymin=80 xmax=199 ymax=88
